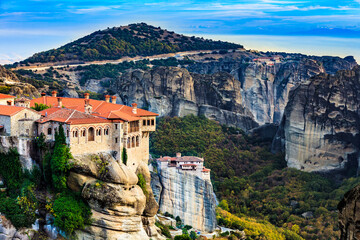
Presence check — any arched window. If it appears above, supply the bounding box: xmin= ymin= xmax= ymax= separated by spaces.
xmin=132 ymin=136 xmax=135 ymax=148
xmin=73 ymin=130 xmax=78 ymax=138
xmin=136 ymin=136 xmax=139 ymax=147
xmin=127 ymin=137 xmax=131 ymax=148
xmin=143 ymin=120 xmax=146 ymax=126
xmin=47 ymin=128 xmax=52 ymax=135
xmin=82 ymin=130 xmax=86 ymax=137
xmin=88 ymin=127 xmax=95 ymax=141
xmin=151 ymin=119 xmax=154 ymax=126
xmin=97 ymin=128 xmax=102 ymax=136
xmin=104 ymin=128 xmax=109 ymax=135
xmin=147 ymin=120 xmax=150 ymax=126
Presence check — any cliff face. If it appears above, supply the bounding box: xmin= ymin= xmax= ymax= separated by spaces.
xmin=187 ymin=55 xmax=357 ymax=125
xmin=273 ymin=66 xmax=360 ymax=173
xmin=151 ymin=163 xmax=217 ymax=232
xmin=67 ymin=153 xmax=164 ymax=240
xmin=0 ymin=66 xmax=40 ymax=98
xmin=112 ymin=66 xmax=258 ymax=131
xmin=338 ymin=185 xmax=360 ymax=240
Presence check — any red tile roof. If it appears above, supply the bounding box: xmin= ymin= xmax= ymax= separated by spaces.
xmin=0 ymin=105 xmax=26 ymax=116
xmin=0 ymin=94 xmax=15 ymax=99
xmin=202 ymin=167 xmax=211 ymax=172
xmin=30 ymin=96 xmax=158 ymax=122
xmin=157 ymin=156 xmax=204 ymax=162
xmin=182 ymin=164 xmax=197 ymax=167
xmin=37 ymin=108 xmax=114 ymax=125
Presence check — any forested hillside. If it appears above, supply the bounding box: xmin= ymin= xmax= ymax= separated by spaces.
xmin=150 ymin=115 xmax=360 ymax=239
xmin=21 ymin=23 xmax=243 ymax=64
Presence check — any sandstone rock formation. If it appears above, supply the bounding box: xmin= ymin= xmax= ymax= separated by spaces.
xmin=273 ymin=66 xmax=360 ymax=173
xmin=187 ymin=55 xmax=357 ymax=125
xmin=112 ymin=66 xmax=258 ymax=131
xmin=67 ymin=153 xmax=164 ymax=240
xmin=338 ymin=184 xmax=360 ymax=240
xmin=151 ymin=162 xmax=217 ymax=232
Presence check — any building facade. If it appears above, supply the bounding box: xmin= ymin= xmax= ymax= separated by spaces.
xmin=31 ymin=92 xmax=158 ymax=170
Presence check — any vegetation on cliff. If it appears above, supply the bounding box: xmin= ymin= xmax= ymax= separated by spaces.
xmin=20 ymin=23 xmax=242 ymax=64
xmin=41 ymin=125 xmax=92 ymax=236
xmin=0 ymin=148 xmax=39 ymax=228
xmin=151 ymin=115 xmax=360 ymax=239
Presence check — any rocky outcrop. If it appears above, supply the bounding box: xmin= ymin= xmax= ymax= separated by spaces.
xmin=0 ymin=136 xmax=38 ymax=170
xmin=338 ymin=184 xmax=360 ymax=240
xmin=67 ymin=153 xmax=164 ymax=240
xmin=273 ymin=66 xmax=360 ymax=173
xmin=112 ymin=66 xmax=258 ymax=131
xmin=0 ymin=214 xmax=36 ymax=240
xmin=0 ymin=66 xmax=40 ymax=99
xmin=187 ymin=55 xmax=357 ymax=125
xmin=151 ymin=163 xmax=217 ymax=232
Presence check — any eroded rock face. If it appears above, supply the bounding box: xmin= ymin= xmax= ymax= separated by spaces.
xmin=273 ymin=66 xmax=360 ymax=173
xmin=112 ymin=67 xmax=258 ymax=131
xmin=151 ymin=163 xmax=217 ymax=232
xmin=187 ymin=55 xmax=356 ymax=125
xmin=68 ymin=153 xmax=164 ymax=240
xmin=338 ymin=185 xmax=360 ymax=240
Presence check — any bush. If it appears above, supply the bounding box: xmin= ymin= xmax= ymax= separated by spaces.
xmin=52 ymin=192 xmax=92 ymax=236
xmin=0 ymin=193 xmax=35 ymax=228
xmin=137 ymin=173 xmax=148 ymax=197
xmin=0 ymin=148 xmax=24 ymax=195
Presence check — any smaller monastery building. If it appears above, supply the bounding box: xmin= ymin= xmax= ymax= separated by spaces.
xmin=156 ymin=153 xmax=211 ymax=181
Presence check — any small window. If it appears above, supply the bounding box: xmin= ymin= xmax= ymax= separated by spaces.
xmin=67 ymin=130 xmax=69 ymax=137
xmin=143 ymin=120 xmax=146 ymax=126
xmin=24 ymin=113 xmax=27 ymax=118
xmin=115 ymin=137 xmax=118 ymax=143
xmin=151 ymin=119 xmax=154 ymax=126
xmin=47 ymin=128 xmax=52 ymax=135
xmin=115 ymin=124 xmax=118 ymax=129
xmin=147 ymin=120 xmax=150 ymax=126
xmin=132 ymin=136 xmax=135 ymax=148
xmin=127 ymin=137 xmax=130 ymax=148
xmin=136 ymin=136 xmax=139 ymax=147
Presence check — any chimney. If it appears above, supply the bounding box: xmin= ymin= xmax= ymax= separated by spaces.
xmin=111 ymin=96 xmax=116 ymax=104
xmin=84 ymin=93 xmax=90 ymax=99
xmin=7 ymin=100 xmax=12 ymax=106
xmin=51 ymin=91 xmax=57 ymax=97
xmin=84 ymin=99 xmax=92 ymax=114
xmin=132 ymin=103 xmax=137 ymax=114
xmin=57 ymin=97 xmax=62 ymax=108
xmin=105 ymin=95 xmax=110 ymax=103
xmin=176 ymin=152 xmax=181 ymax=158
xmin=41 ymin=92 xmax=46 ymax=97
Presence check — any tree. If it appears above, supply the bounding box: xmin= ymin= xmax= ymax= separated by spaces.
xmin=219 ymin=199 xmax=230 ymax=211
xmin=31 ymin=103 xmax=50 ymax=111
xmin=51 ymin=125 xmax=72 ymax=191
xmin=122 ymin=147 xmax=128 ymax=165
xmin=190 ymin=231 xmax=198 ymax=240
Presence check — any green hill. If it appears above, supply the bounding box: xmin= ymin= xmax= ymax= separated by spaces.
xmin=21 ymin=23 xmax=243 ymax=64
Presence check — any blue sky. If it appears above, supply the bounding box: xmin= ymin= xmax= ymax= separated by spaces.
xmin=1 ymin=0 xmax=360 ymax=64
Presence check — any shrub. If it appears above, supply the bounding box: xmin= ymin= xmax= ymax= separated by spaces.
xmin=122 ymin=147 xmax=128 ymax=165
xmin=137 ymin=173 xmax=148 ymax=197
xmin=52 ymin=192 xmax=92 ymax=236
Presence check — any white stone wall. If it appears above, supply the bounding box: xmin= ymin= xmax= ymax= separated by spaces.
xmin=0 ymin=97 xmax=15 ymax=106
